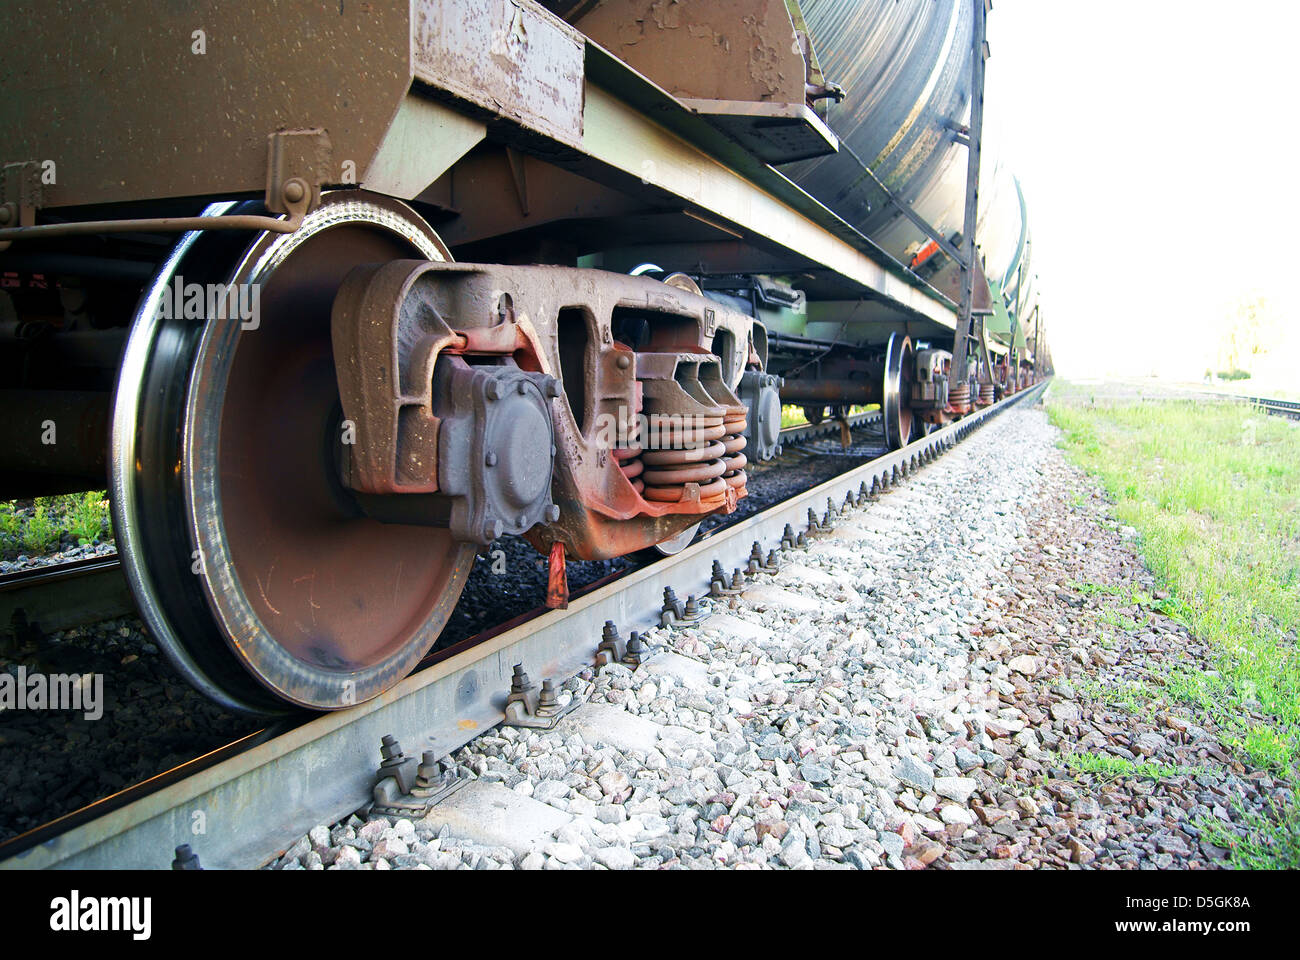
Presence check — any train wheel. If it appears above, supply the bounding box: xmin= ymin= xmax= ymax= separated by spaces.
xmin=882 ymin=332 xmax=915 ymax=450
xmin=111 ymin=194 xmax=476 ymax=713
xmin=651 ymin=522 xmax=702 ymax=557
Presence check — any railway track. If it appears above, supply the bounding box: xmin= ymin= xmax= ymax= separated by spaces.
xmin=0 ymin=556 xmax=133 ymax=642
xmin=1240 ymin=394 xmax=1300 ymax=420
xmin=0 ymin=383 xmax=1045 ymax=870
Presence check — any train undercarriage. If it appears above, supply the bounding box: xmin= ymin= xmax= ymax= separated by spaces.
xmin=0 ymin=0 xmax=1046 ymax=713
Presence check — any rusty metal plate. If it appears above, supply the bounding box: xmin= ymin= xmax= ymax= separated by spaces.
xmin=412 ymin=0 xmax=585 ymax=150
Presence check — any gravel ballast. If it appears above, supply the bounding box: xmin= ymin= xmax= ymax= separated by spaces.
xmin=268 ymin=400 xmax=1286 ymax=870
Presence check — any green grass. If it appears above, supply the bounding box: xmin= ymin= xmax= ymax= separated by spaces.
xmin=1062 ymin=750 xmax=1200 ymax=781
xmin=22 ymin=502 xmax=60 ymax=553
xmin=1046 ymin=381 xmax=1300 ymax=867
xmin=67 ymin=491 xmax=109 ymax=545
xmin=0 ymin=492 xmax=113 ymax=559
xmin=1198 ymin=796 xmax=1300 ymax=868
xmin=1073 ymin=673 xmax=1157 ymax=714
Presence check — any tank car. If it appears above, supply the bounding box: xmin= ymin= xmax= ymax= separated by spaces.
xmin=0 ymin=0 xmax=1046 ymax=712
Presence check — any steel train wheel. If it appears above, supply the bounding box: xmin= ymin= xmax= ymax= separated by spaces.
xmin=112 ymin=194 xmax=476 ymax=713
xmin=651 ymin=522 xmax=702 ymax=557
xmin=882 ymin=332 xmax=915 ymax=450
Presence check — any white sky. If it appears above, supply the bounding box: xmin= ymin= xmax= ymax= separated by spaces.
xmin=983 ymin=0 xmax=1300 ymax=379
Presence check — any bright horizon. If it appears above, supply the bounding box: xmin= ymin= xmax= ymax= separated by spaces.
xmin=984 ymin=0 xmax=1299 ymax=381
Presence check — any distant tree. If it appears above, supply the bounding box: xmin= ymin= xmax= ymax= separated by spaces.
xmin=1218 ymin=295 xmax=1283 ymax=375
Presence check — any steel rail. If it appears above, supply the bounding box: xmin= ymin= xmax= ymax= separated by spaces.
xmin=0 ymin=382 xmax=1046 ymax=869
xmin=0 ymin=556 xmax=132 ymax=638
xmin=774 ymin=409 xmax=881 ymax=447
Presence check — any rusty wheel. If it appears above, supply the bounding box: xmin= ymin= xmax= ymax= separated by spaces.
xmin=113 ymin=194 xmax=475 ymax=713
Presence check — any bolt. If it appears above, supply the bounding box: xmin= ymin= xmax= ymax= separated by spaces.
xmin=510 ymin=664 xmax=532 ymax=694
xmin=282 ymin=178 xmax=306 ymax=204
xmin=539 ymin=678 xmax=559 ymax=710
xmin=545 ymin=377 xmax=562 ymax=399
xmin=546 ymin=504 xmax=561 ymax=522
xmin=807 ymin=508 xmax=819 ymax=530
xmin=485 ymin=451 xmax=498 ymax=467
xmin=517 ymin=513 xmax=528 ymax=528
xmin=616 ymin=354 xmax=632 ymax=370
xmin=486 ymin=380 xmax=503 ymax=401
xmin=662 ymin=586 xmax=682 ymax=616
xmin=750 ymin=541 xmax=764 ymax=563
xmin=683 ymin=595 xmax=700 ymax=618
xmin=712 ymin=560 xmax=726 ymax=583
xmin=518 ymin=380 xmax=529 ymax=394
xmin=602 ymin=620 xmax=619 ymax=645
xmin=380 ymin=734 xmax=403 ymax=761
xmin=766 ymin=549 xmax=779 ymax=568
xmin=731 ymin=569 xmax=745 ymax=589
xmin=484 ymin=519 xmax=504 ymax=542
xmin=416 ymin=751 xmax=446 ymax=786
xmin=172 ymin=844 xmax=202 ymax=871
xmin=796 ymin=532 xmax=807 ymax=548
xmin=626 ymin=631 xmax=645 ymax=657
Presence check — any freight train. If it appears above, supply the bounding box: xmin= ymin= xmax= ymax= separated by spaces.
xmin=0 ymin=0 xmax=1048 ymax=713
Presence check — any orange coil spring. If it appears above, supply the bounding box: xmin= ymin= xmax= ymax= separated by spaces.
xmin=641 ymin=413 xmax=729 ymax=503
xmin=720 ymin=410 xmax=748 ymax=496
xmin=614 ymin=392 xmax=645 ymax=494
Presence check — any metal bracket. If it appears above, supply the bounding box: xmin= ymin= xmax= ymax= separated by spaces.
xmin=595 ymin=620 xmax=623 ymax=669
xmin=622 ymin=630 xmax=650 ymax=667
xmin=708 ymin=560 xmax=746 ymax=597
xmin=368 ymin=736 xmax=467 ymax=820
xmin=502 ymin=665 xmax=579 ymax=729
xmin=265 ymin=128 xmax=331 ymax=214
xmin=659 ymin=587 xmax=705 ymax=628
xmin=594 ymin=620 xmax=653 ymax=669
